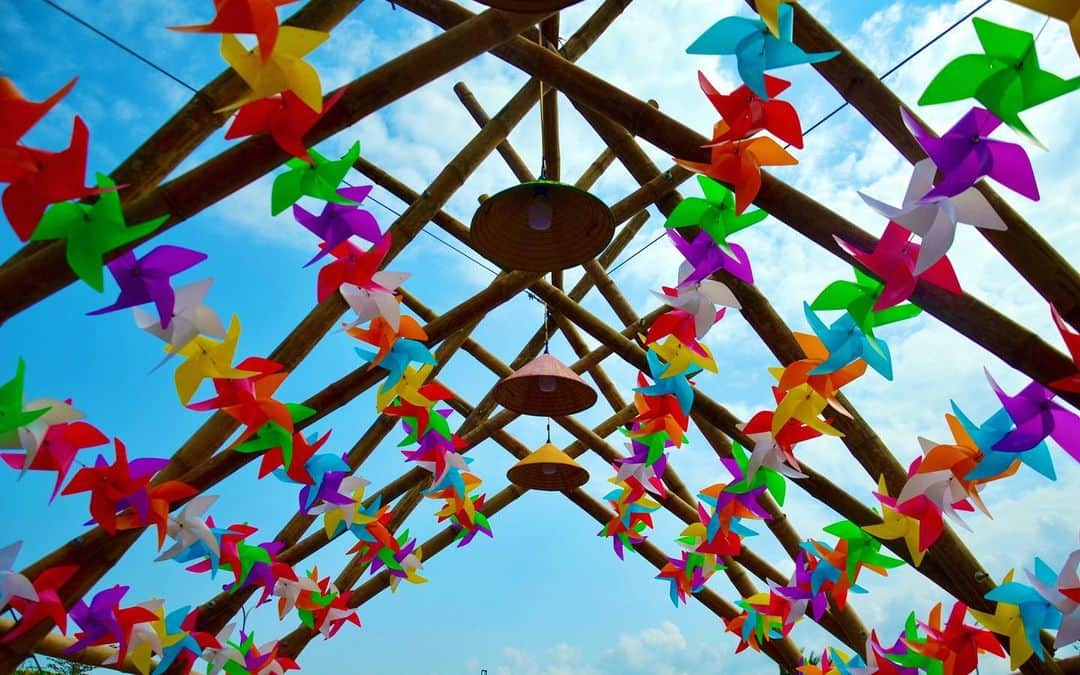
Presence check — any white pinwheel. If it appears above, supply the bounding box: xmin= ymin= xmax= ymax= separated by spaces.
xmin=156 ymin=495 xmax=220 ymax=561
xmin=0 ymin=541 xmax=38 ymax=611
xmin=340 ymin=270 xmax=410 ymax=330
xmin=654 ymin=276 xmax=740 ymax=338
xmin=0 ymin=398 xmax=82 ymax=472
xmin=135 ymin=279 xmax=226 ymax=367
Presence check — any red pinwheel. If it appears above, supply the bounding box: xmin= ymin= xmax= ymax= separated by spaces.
xmin=188 ymin=357 xmax=293 ymax=444
xmin=226 ymin=89 xmax=344 ymax=163
xmin=170 ymin=0 xmax=301 ymax=61
xmin=115 ymin=479 xmax=198 ymax=547
xmin=259 ymin=428 xmax=330 ymax=484
xmin=1 ymin=118 xmax=113 ymax=241
xmin=60 ymin=438 xmax=167 ymax=534
xmin=0 ymin=76 xmax=76 ymax=147
xmin=742 ymin=407 xmax=822 ymax=468
xmin=1 ymin=421 xmax=109 ymax=500
xmin=87 ymin=246 xmax=207 ymax=327
xmin=316 ymin=235 xmax=391 ymax=302
xmin=1050 ymin=305 xmax=1080 ymax=393
xmin=697 ymin=71 xmax=803 ymax=148
xmin=65 ymin=585 xmax=158 ymax=665
xmin=675 ymin=130 xmax=797 ymax=215
xmin=645 ymin=309 xmax=706 ymax=354
xmin=2 ymin=565 xmax=80 ymax=643
xmin=631 ymin=391 xmax=690 ymax=446
xmin=909 ymin=601 xmax=1005 ymax=675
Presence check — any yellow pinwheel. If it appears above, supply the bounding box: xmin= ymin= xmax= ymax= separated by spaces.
xmin=771 ymin=382 xmax=843 ymax=437
xmin=969 ymin=571 xmax=1036 ymax=670
xmin=863 ymin=476 xmax=933 ymax=567
xmin=648 ymin=336 xmax=718 ymax=377
xmin=756 ymin=0 xmax=795 ymax=37
xmin=220 ymin=26 xmax=329 ymax=112
xmin=170 ymin=316 xmax=256 ymax=405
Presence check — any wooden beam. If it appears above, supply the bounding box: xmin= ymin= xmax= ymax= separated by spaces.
xmin=453 ymin=82 xmax=534 ymax=182
xmin=540 ymin=13 xmax=561 ymax=182
xmin=0 ymin=618 xmax=143 ymax=674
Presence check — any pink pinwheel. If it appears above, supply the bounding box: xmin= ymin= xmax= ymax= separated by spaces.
xmin=66 ymin=585 xmax=157 ymax=664
xmin=2 ymin=565 xmax=79 ymax=643
xmin=836 ymin=222 xmax=962 ymax=310
xmin=901 ymin=107 xmax=1039 ymax=201
xmin=1 ymin=421 xmax=109 ymax=500
xmin=667 ymin=229 xmax=753 ymax=285
xmin=1050 ymin=305 xmax=1080 ymax=393
xmin=985 ymin=370 xmax=1080 ymax=462
xmin=292 ymin=185 xmax=383 ymax=266
xmin=88 ymin=245 xmax=207 ymax=328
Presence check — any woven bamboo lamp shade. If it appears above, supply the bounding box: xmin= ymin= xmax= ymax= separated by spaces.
xmin=507 ymin=442 xmax=590 ymax=491
xmin=474 ymin=0 xmax=584 ymax=12
xmin=470 ymin=181 xmax=615 ymax=272
xmin=492 ymin=352 xmax=597 ymax=416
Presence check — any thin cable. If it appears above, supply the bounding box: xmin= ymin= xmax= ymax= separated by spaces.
xmin=546 ymin=418 xmax=551 ymax=443
xmin=39 ymin=0 xmax=198 ymax=93
xmin=1033 ymin=16 xmax=1052 ymax=42
xmin=608 ymin=0 xmax=992 ymax=276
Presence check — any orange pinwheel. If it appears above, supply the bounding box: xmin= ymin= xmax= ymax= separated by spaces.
xmin=769 ymin=332 xmax=867 ymax=416
xmin=631 ymin=391 xmax=689 ymax=446
xmin=675 ymin=126 xmax=797 ymax=214
xmin=345 ymin=315 xmax=427 ymax=369
xmin=170 ymin=0 xmax=300 ymax=62
xmin=115 ymin=480 xmax=198 ymax=548
xmin=913 ymin=413 xmax=1014 ymax=518
xmin=0 ymin=76 xmax=76 ymax=148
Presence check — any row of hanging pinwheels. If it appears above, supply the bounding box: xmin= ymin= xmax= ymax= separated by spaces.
xmin=0 ymin=3 xmax=499 ymax=673
xmin=584 ymin=2 xmax=1079 ymax=673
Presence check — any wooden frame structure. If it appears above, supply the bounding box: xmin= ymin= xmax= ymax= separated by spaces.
xmin=1 ymin=1 xmax=1078 ymax=674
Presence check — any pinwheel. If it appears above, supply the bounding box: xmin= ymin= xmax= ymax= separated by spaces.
xmin=675 ymin=133 xmax=797 ymax=215
xmin=1026 ymin=545 xmax=1080 ymax=647
xmin=798 ymin=649 xmax=839 ymax=675
xmin=170 ymin=316 xmax=256 ymax=405
xmin=868 ymin=173 xmax=1004 ymax=281
xmin=152 ymin=605 xmax=221 ymax=675
xmin=634 ymin=348 xmax=698 ymax=413
xmin=170 ymin=0 xmax=300 ymax=60
xmin=0 ymin=389 xmax=82 ymax=475
xmin=348 ymin=314 xmax=429 ymax=369
xmin=848 ymin=629 xmax=922 ymax=675
xmin=87 ymin=245 xmax=207 ymax=327
xmin=915 ymin=416 xmax=998 ymax=518
xmin=698 ymin=482 xmax=772 ymax=533
xmin=1050 ymin=305 xmax=1080 ymax=393
xmin=812 ymin=267 xmax=922 ymax=335
xmin=262 ymin=427 xmax=330 ymax=485
xmin=4 ymin=119 xmax=115 ymax=242
xmin=656 ymin=549 xmax=721 ymax=606
xmin=864 ymin=476 xmax=942 ymax=566
xmin=902 ymin=107 xmax=1039 ymax=201
xmin=316 ymin=235 xmax=392 ymax=303
xmin=720 ymin=440 xmax=788 ymax=506
xmin=277 ymin=452 xmax=350 ymax=511
xmin=649 ymin=335 xmax=717 ymax=378
xmin=436 ymin=489 xmax=492 ymax=547
xmin=340 ymin=271 xmax=410 ymax=330
xmin=906 ymin=601 xmax=1005 ymax=675
xmin=667 ymin=229 xmax=754 ymax=286
xmin=613 ymin=440 xmax=669 ymax=499
xmin=631 ymin=390 xmax=690 ymax=445
xmin=157 ymin=495 xmax=221 ymax=562
xmin=222 ymin=632 xmax=277 ymax=674
xmin=135 ymin=278 xmax=227 ymax=365
xmin=293 ymin=184 xmax=383 ymax=266
xmin=220 ymin=25 xmax=328 ymax=112
xmin=725 ymin=608 xmax=784 ymax=653
xmin=300 ymin=588 xmax=360 ymax=638
xmin=897 ymin=465 xmax=978 ymax=531
xmin=61 ymin=438 xmax=166 ymax=534
xmin=172 ymin=519 xmax=249 ymax=577
xmin=973 ymin=570 xmax=1062 ymax=669
xmin=271 ymin=142 xmax=360 ymax=215
xmin=0 ymin=542 xmax=37 ymax=612
xmin=309 ymin=475 xmax=368 ymax=537
xmin=740 ymin=585 xmax=806 ymax=634
xmin=804 ymin=303 xmax=893 ymax=380
xmin=686 ymin=4 xmax=838 ymax=100
xmin=920 ymin=18 xmax=1080 ymax=143
xmin=226 ymin=88 xmax=343 ymax=162
xmin=108 ymin=598 xmax=163 ymax=675
xmin=115 ymin=478 xmax=198 ymax=546
xmin=375 ymin=363 xmax=451 ymax=412
xmin=737 ymin=423 xmax=810 ymax=483
xmin=219 ymin=538 xmax=283 ymax=598
xmin=385 ymin=537 xmax=426 ymax=592
xmin=1 ymin=565 xmax=79 ymax=643
xmin=836 ymin=223 xmax=963 ymax=310
xmin=771 ymin=383 xmax=844 ymax=438
xmin=665 ymin=173 xmax=769 ymax=257
xmin=822 ymin=520 xmax=904 ymax=584
xmin=645 ymin=309 xmax=705 ymax=354
xmin=66 ymin=585 xmax=159 ymax=664
xmin=200 ymin=623 xmax=242 ymax=675
xmin=951 ymin=401 xmax=1056 ymax=481
xmin=653 ymin=277 xmax=740 ymax=338
xmin=0 ymin=75 xmax=76 ymax=147
xmin=695 ymin=72 xmax=803 ymax=147
xmin=273 ymin=570 xmax=322 ymax=618
xmin=233 ymin=403 xmax=318 ymax=478
xmin=402 ymin=435 xmax=470 ymax=490
xmin=1003 ymin=0 xmax=1079 ymax=56
xmin=188 ymin=357 xmax=292 ymax=439
xmin=888 ymin=613 xmax=946 ymax=675
xmin=770 ymin=332 xmax=867 ymax=416
xmin=984 ymin=370 xmax=1080 ymax=461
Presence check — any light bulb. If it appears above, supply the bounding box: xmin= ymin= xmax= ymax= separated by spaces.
xmin=541 ymin=464 xmax=557 ymax=475
xmin=527 ymin=197 xmax=553 ymax=231
xmin=538 ymin=375 xmax=557 ymax=393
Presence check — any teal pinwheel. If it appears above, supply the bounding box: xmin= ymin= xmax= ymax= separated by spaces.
xmin=664 ymin=175 xmax=768 ymax=257
xmin=271 ymin=141 xmax=361 ymax=215
xmin=31 ymin=174 xmax=168 ymax=290
xmin=919 ymin=18 xmax=1080 ymax=144
xmin=811 ymin=267 xmax=922 ymax=338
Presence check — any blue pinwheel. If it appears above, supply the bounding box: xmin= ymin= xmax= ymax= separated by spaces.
xmin=951 ymin=401 xmax=1056 ymax=481
xmin=355 ymin=338 xmax=435 ymax=390
xmin=804 ymin=302 xmax=893 ymax=380
xmin=634 ymin=348 xmax=698 ymax=414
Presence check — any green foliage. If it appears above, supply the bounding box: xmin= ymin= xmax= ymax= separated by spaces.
xmin=17 ymin=655 xmax=95 ymax=674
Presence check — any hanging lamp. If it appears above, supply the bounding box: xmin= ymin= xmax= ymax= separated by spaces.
xmin=493 ymin=352 xmax=597 ymax=415
xmin=470 ymin=180 xmax=615 ymax=272
xmin=507 ymin=441 xmax=589 ymax=491
xmin=474 ymin=1 xmax=584 ymax=12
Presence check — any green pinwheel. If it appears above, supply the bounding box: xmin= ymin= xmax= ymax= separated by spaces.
xmin=0 ymin=359 xmax=51 ymax=437
xmin=822 ymin=519 xmax=905 ymax=583
xmin=919 ymin=18 xmax=1080 ymax=144
xmin=30 ymin=174 xmax=168 ymax=291
xmin=811 ymin=267 xmax=922 ymax=342
xmin=890 ymin=612 xmax=946 ymax=675
xmin=271 ymin=141 xmax=361 ymax=215
xmin=663 ymin=175 xmax=768 ymax=256
xmin=232 ymin=402 xmax=316 ymax=471
xmin=721 ymin=441 xmax=787 ymax=506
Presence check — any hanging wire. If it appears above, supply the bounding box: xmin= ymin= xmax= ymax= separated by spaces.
xmin=546 ymin=417 xmax=551 ymax=443
xmin=542 ymin=308 xmax=551 ymax=353
xmin=607 ymin=0 xmax=993 ymax=276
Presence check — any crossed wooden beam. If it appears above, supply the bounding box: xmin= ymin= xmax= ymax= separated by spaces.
xmin=1 ymin=1 xmax=1077 ymax=674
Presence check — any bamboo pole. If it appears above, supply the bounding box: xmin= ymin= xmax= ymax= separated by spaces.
xmin=540 ymin=14 xmax=561 ymax=182
xmin=392 ymin=0 xmax=1080 ymax=410
xmin=453 ymin=83 xmax=534 ymax=182
xmin=779 ymin=1 xmax=1080 ymax=326
xmin=0 ymin=7 xmax=553 ymax=323
xmin=0 ymin=619 xmax=142 ymax=674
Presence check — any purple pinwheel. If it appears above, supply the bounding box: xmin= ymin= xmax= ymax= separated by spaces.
xmin=666 ymin=230 xmax=753 ymax=285
xmin=986 ymin=370 xmax=1080 ymax=462
xmin=901 ymin=106 xmax=1039 ymax=201
xmin=776 ymin=552 xmax=830 ymax=620
xmin=292 ymin=185 xmax=383 ymax=267
xmin=297 ymin=466 xmax=356 ymax=516
xmin=88 ymin=245 xmax=207 ymax=328
xmin=66 ymin=585 xmax=157 ymax=664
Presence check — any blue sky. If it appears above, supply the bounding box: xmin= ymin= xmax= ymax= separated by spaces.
xmin=1 ymin=1 xmax=1078 ymax=674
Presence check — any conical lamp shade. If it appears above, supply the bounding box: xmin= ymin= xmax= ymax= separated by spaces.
xmin=492 ymin=353 xmax=597 ymax=416
xmin=507 ymin=442 xmax=589 ymax=491
xmin=470 ymin=181 xmax=615 ymax=272
xmin=474 ymin=0 xmax=584 ymax=12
